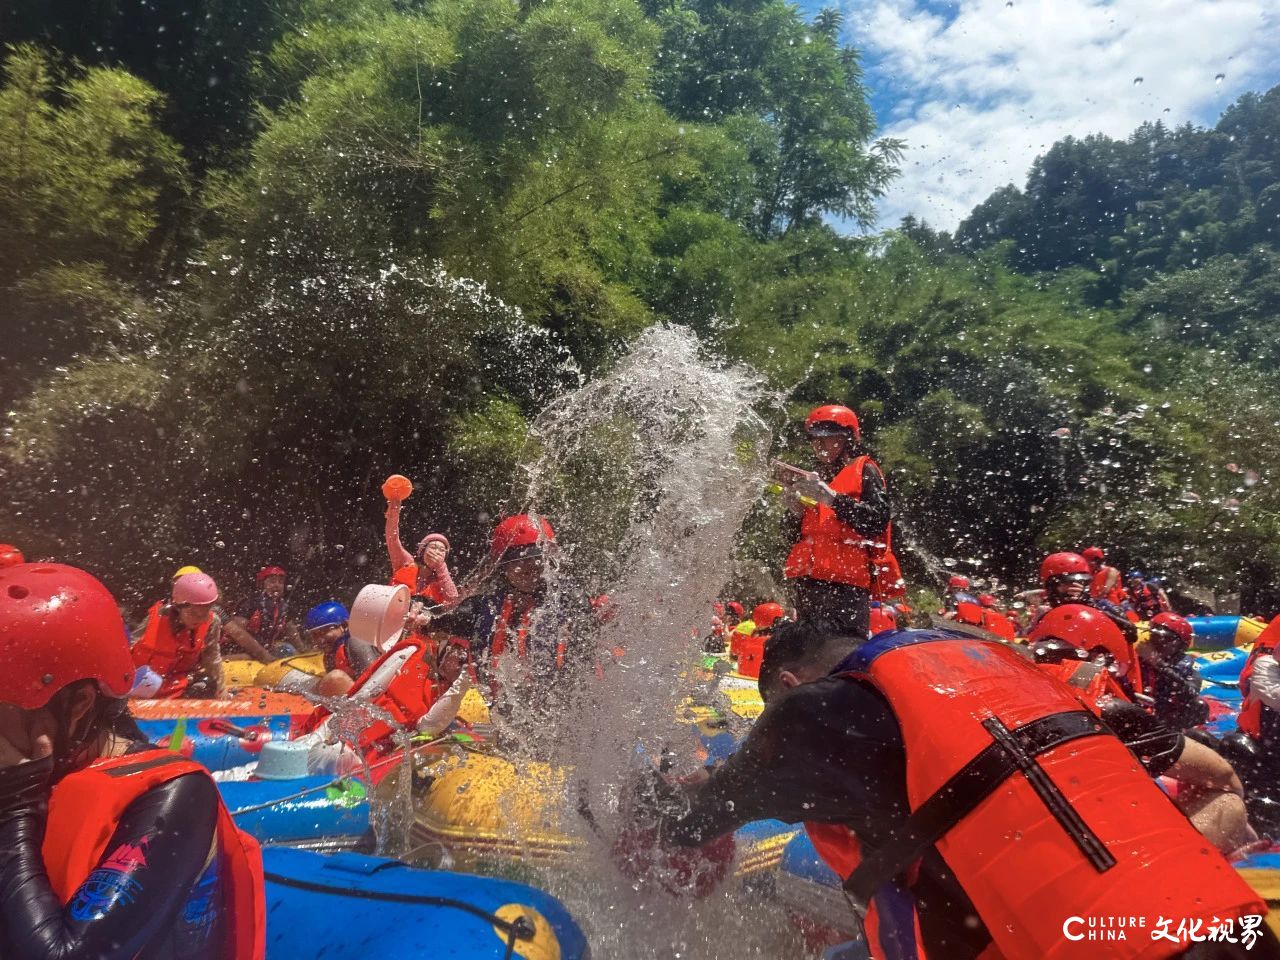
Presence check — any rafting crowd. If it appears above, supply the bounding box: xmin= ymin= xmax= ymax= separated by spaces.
xmin=4 ymin=401 xmax=1280 ymax=958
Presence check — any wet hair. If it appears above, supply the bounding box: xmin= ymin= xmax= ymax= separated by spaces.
xmin=46 ymin=681 xmax=141 ymax=781
xmin=758 ymin=619 xmax=860 ymax=702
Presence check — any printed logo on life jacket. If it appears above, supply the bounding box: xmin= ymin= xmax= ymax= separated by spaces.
xmin=70 ymin=837 xmax=151 ymax=921
xmin=180 ymin=860 xmax=221 ymax=943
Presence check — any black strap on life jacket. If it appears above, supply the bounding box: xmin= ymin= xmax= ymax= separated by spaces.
xmin=843 ymin=709 xmax=1116 ymax=912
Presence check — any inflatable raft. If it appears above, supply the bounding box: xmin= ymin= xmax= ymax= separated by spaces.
xmin=263 ymin=846 xmax=589 ymax=959
xmin=1187 ymin=616 xmax=1266 ymax=652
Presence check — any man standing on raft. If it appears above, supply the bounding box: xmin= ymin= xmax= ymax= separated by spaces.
xmin=774 ymin=403 xmax=902 ymax=636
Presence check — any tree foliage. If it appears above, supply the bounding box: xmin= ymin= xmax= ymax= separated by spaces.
xmin=3 ymin=4 xmax=1280 ymax=612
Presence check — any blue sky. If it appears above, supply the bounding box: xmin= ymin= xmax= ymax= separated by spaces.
xmin=797 ymin=0 xmax=1280 ymax=231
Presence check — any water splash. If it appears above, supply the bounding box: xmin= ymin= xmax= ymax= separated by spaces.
xmin=494 ymin=324 xmax=786 ymax=956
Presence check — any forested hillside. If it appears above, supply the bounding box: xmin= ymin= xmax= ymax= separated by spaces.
xmin=2 ymin=0 xmax=1279 ymax=609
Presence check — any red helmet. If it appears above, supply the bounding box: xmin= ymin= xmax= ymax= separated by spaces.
xmin=752 ymin=602 xmax=786 ymax=630
xmin=1028 ymin=603 xmax=1133 ymax=677
xmin=977 ymin=593 xmax=998 ymax=608
xmin=1039 ymin=552 xmax=1091 ymax=587
xmin=257 ymin=565 xmax=287 ymax=582
xmin=804 ymin=404 xmax=861 ymax=441
xmin=947 ymin=574 xmax=970 ymax=591
xmin=1082 ymin=546 xmax=1105 ymax=563
xmin=0 ymin=563 xmax=134 ymax=709
xmin=0 ymin=544 xmax=25 ymax=568
xmin=490 ymin=514 xmax=556 ymax=563
xmin=1150 ymin=612 xmax=1194 ymax=647
xmin=726 ymin=601 xmax=745 ymax=618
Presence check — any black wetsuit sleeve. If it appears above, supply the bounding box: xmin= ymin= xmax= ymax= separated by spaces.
xmin=663 ymin=679 xmax=904 ymax=845
xmin=830 ymin=462 xmax=890 ymax=539
xmin=0 ymin=761 xmax=219 ymax=960
xmin=1100 ymin=699 xmax=1185 ymax=777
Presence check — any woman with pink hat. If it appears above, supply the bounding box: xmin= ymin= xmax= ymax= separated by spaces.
xmin=384 ymin=496 xmax=458 ymax=606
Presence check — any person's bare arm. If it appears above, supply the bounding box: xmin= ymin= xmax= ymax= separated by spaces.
xmin=1164 ymin=737 xmax=1244 ymax=797
xmin=221 ymin=617 xmax=274 ymax=663
xmin=385 ymin=501 xmax=414 ymax=572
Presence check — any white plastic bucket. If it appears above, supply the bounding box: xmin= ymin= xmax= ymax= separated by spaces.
xmin=349 ymin=583 xmax=411 ymax=651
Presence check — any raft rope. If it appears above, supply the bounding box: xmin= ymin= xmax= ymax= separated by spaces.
xmin=227 ymin=734 xmax=452 ymax=818
xmin=260 ymin=868 xmax=538 ymax=955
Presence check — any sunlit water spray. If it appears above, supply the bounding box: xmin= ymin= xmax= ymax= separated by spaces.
xmin=457 ymin=324 xmax=797 ymax=956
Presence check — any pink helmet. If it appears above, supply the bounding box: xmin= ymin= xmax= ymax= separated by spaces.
xmin=172 ymin=572 xmax=219 ymax=605
xmin=417 ymin=533 xmax=451 ymax=557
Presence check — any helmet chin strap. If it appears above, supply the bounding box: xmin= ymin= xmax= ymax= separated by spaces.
xmin=48 ymin=684 xmax=110 ymax=782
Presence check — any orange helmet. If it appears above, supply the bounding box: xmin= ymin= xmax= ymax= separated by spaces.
xmin=490 ymin=514 xmax=556 ymax=563
xmin=0 ymin=564 xmax=134 ymax=709
xmin=804 ymin=404 xmax=861 ymax=441
xmin=752 ymin=602 xmax=786 ymax=630
xmin=1028 ymin=603 xmax=1134 ymax=678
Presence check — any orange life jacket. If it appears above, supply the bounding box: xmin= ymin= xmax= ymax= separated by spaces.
xmin=130 ymin=601 xmax=213 ymax=697
xmin=804 ymin=633 xmax=1262 ymax=960
xmin=950 ymin=600 xmax=986 ymax=627
xmin=1089 ymin=566 xmax=1126 ymax=605
xmin=784 ymin=456 xmax=904 ymax=599
xmin=391 ymin=563 xmax=449 ymax=604
xmin=300 ymin=635 xmax=462 ymax=761
xmin=43 ymin=750 xmax=265 ymax=960
xmin=1238 ymin=615 xmax=1280 ymax=741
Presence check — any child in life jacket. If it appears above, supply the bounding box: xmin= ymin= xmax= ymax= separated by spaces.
xmin=0 ymin=563 xmax=265 ymax=960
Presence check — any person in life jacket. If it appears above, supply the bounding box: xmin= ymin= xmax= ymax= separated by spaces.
xmin=1125 ymin=569 xmax=1165 ymax=620
xmin=1028 ymin=609 xmax=1252 ymax=855
xmin=750 ymin=602 xmax=785 ymax=643
xmin=223 ymin=565 xmax=304 ymax=660
xmin=1141 ymin=612 xmax=1208 ymax=730
xmin=975 ymin=594 xmax=1016 ymax=640
xmin=384 ymin=493 xmax=459 ymax=607
xmin=1082 ymin=546 xmax=1125 ymax=605
xmin=0 ymin=543 xmax=26 ymax=568
xmin=296 ymin=613 xmax=472 ymax=775
xmin=452 ymin=515 xmax=595 ymax=725
xmin=130 ymin=572 xmax=225 ymax=699
xmin=941 ymin=574 xmax=978 ymax=615
xmin=652 ymin=621 xmax=1273 ymax=960
xmin=0 ymin=563 xmax=265 ymax=960
xmin=288 ymin=601 xmax=379 ymax=698
xmin=1221 ymin=614 xmax=1280 ymax=834
xmin=168 ymin=565 xmax=268 ymax=664
xmin=779 ymin=404 xmax=902 ymax=636
xmin=868 ymin=601 xmax=900 ymax=636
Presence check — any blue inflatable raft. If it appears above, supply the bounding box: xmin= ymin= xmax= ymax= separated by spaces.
xmin=262 ymin=847 xmax=589 ymax=959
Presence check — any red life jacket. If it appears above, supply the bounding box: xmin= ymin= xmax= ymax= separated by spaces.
xmin=1238 ymin=615 xmax=1280 ymax=741
xmin=1089 ymin=566 xmax=1125 ymax=605
xmin=43 ymin=750 xmax=265 ymax=960
xmin=784 ymin=456 xmax=904 ymax=599
xmin=301 ymin=636 xmax=451 ymax=761
xmin=391 ymin=563 xmax=450 ymax=605
xmin=804 ymin=633 xmax=1262 ymax=960
xmin=950 ymin=600 xmax=986 ymax=627
xmin=131 ymin=602 xmax=213 ymax=697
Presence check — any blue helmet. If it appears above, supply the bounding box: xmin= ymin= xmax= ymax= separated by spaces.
xmin=1125 ymin=569 xmax=1145 ymax=582
xmin=304 ymin=601 xmax=349 ymax=632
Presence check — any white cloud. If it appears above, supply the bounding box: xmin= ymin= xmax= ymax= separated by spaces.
xmin=850 ymin=0 xmax=1280 ymax=230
